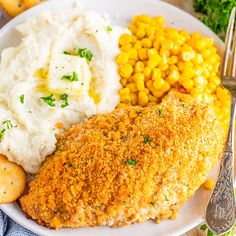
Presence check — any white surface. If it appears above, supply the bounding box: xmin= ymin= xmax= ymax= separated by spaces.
xmin=0 ymin=0 xmax=229 ymax=236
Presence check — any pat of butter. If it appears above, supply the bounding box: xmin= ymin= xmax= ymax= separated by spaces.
xmin=48 ymin=53 xmax=91 ymax=94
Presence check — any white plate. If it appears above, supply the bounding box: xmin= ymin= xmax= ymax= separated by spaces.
xmin=0 ymin=0 xmax=229 ymax=235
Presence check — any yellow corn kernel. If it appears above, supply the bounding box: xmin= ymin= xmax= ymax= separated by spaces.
xmin=193 ymin=75 xmax=206 ymax=86
xmin=134 ymin=61 xmax=145 ymax=73
xmin=159 ymin=64 xmax=169 ymax=71
xmin=139 ymin=15 xmax=152 ymax=23
xmin=136 ymin=79 xmax=145 ymax=91
xmin=182 ymin=78 xmax=194 ymax=90
xmin=152 ymin=90 xmax=163 ymax=98
xmin=119 ymin=64 xmax=133 ymax=78
xmin=203 ymin=179 xmax=214 ymax=190
xmin=195 ymin=38 xmax=207 ymax=51
xmin=146 ymin=79 xmax=154 ymax=89
xmin=192 ymin=53 xmax=204 ymax=64
xmin=152 ymin=68 xmax=161 ymax=80
xmin=126 ymin=83 xmax=138 ymax=93
xmin=128 ymin=24 xmax=138 ymax=34
xmin=144 ymin=88 xmax=150 ymax=94
xmin=134 ymin=40 xmax=142 ymax=50
xmin=119 ymin=34 xmax=133 ymax=46
xmin=116 ymin=53 xmax=129 ymax=65
xmin=177 ymin=61 xmax=185 ymax=72
xmin=146 ymin=27 xmax=156 ymax=38
xmin=119 ymin=87 xmax=130 ymax=96
xmin=191 ymin=32 xmax=201 ymax=41
xmin=206 ymin=38 xmax=214 ymax=47
xmin=148 ymin=94 xmax=157 ymax=103
xmin=159 ymin=81 xmax=170 ymax=93
xmin=117 ymin=103 xmax=129 ymax=108
xmin=120 ymin=44 xmax=132 ymax=52
xmin=138 ymin=48 xmax=148 ymax=60
xmin=182 ymin=67 xmax=195 ymax=79
xmin=138 ymin=91 xmax=149 ymax=106
xmin=209 ymin=75 xmax=221 ymax=86
xmin=121 ymin=94 xmax=131 ymax=104
xmin=133 ymin=72 xmax=145 ymax=82
xmin=161 ymin=39 xmax=174 ymax=50
xmin=201 ymin=49 xmax=212 ymax=59
xmin=127 ymin=48 xmax=138 ymax=60
xmin=130 ymin=93 xmax=138 ymax=105
xmin=129 ymin=59 xmax=136 ymax=66
xmin=136 ymin=28 xmax=146 ymax=39
xmin=153 ymin=78 xmax=165 ymax=89
xmin=207 ymin=82 xmax=217 ymax=93
xmin=144 ymin=66 xmax=152 ymax=80
xmin=167 ymin=70 xmax=180 ymax=85
xmin=141 ymin=38 xmax=152 ymax=48
xmin=181 ymin=47 xmax=195 ymax=61
xmin=147 ymin=48 xmax=158 ymax=58
xmin=121 ymin=78 xmax=128 ymax=86
xmin=165 ymin=27 xmax=180 ymax=40
xmin=216 ymin=87 xmax=230 ymax=101
xmin=168 ymin=56 xmax=178 ymax=65
xmin=155 ymin=16 xmax=166 ymax=26
xmin=153 ymin=40 xmax=160 ymax=50
xmin=147 ymin=55 xmax=161 ymax=68
xmin=180 ymin=29 xmax=191 ymax=41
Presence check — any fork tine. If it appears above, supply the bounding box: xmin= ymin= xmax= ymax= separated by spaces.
xmin=221 ymin=7 xmax=236 ymax=78
xmin=231 ymin=8 xmax=236 ymax=77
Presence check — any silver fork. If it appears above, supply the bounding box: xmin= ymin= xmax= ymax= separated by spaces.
xmin=206 ymin=7 xmax=236 ymax=235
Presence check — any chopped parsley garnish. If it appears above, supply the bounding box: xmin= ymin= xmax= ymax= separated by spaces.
xmin=60 ymin=93 xmax=69 ymax=108
xmin=144 ymin=135 xmax=152 ymax=144
xmin=95 ymin=29 xmax=99 ymax=33
xmin=200 ymin=224 xmax=208 ymax=232
xmin=157 ymin=108 xmax=163 ymax=117
xmin=19 ymin=95 xmax=24 ymax=104
xmin=68 ymin=163 xmax=73 ymax=168
xmin=40 ymin=94 xmax=56 ymax=107
xmin=3 ymin=120 xmax=14 ymax=129
xmin=182 ymin=102 xmax=186 ymax=107
xmin=28 ymin=111 xmax=32 ymax=113
xmin=63 ymin=51 xmax=71 ymax=55
xmin=77 ymin=48 xmax=93 ymax=62
xmin=127 ymin=159 xmax=137 ymax=166
xmin=0 ymin=129 xmax=6 ymax=142
xmin=61 ymin=71 xmax=79 ymax=82
xmin=106 ymin=26 xmax=113 ymax=32
xmin=56 ymin=147 xmax=61 ymax=152
xmin=150 ymin=202 xmax=157 ymax=209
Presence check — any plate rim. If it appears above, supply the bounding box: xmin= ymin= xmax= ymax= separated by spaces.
xmin=0 ymin=0 xmax=225 ymax=235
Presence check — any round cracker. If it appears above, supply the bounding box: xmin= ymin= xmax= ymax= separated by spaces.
xmin=0 ymin=155 xmax=26 ymax=204
xmin=23 ymin=0 xmax=45 ymax=8
xmin=0 ymin=0 xmax=26 ymax=17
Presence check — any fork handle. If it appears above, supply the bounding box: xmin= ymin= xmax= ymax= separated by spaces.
xmin=206 ymin=97 xmax=236 ymax=235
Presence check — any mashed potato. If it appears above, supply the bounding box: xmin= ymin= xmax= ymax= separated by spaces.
xmin=0 ymin=6 xmax=126 ymax=173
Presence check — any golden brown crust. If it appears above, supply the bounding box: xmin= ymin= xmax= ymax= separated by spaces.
xmin=19 ymin=91 xmax=226 ymax=229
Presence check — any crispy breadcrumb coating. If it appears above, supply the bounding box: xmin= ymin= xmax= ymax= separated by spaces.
xmin=20 ymin=91 xmax=226 ymax=229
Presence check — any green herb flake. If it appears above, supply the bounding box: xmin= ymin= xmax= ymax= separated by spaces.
xmin=3 ymin=120 xmax=14 ymax=129
xmin=157 ymin=108 xmax=163 ymax=117
xmin=56 ymin=147 xmax=61 ymax=152
xmin=60 ymin=93 xmax=69 ymax=108
xmin=63 ymin=51 xmax=71 ymax=55
xmin=68 ymin=163 xmax=73 ymax=168
xmin=143 ymin=135 xmax=152 ymax=144
xmin=0 ymin=129 xmax=6 ymax=142
xmin=72 ymin=71 xmax=79 ymax=81
xmin=182 ymin=102 xmax=186 ymax=107
xmin=40 ymin=94 xmax=56 ymax=107
xmin=20 ymin=94 xmax=24 ymax=104
xmin=164 ymin=195 xmax=169 ymax=201
xmin=77 ymin=48 xmax=93 ymax=62
xmin=106 ymin=26 xmax=113 ymax=32
xmin=150 ymin=202 xmax=157 ymax=209
xmin=127 ymin=159 xmax=137 ymax=166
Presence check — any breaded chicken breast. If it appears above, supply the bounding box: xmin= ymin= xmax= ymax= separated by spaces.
xmin=20 ymin=91 xmax=226 ymax=229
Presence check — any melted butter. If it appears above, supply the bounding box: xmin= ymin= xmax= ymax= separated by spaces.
xmin=89 ymin=88 xmax=100 ymax=104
